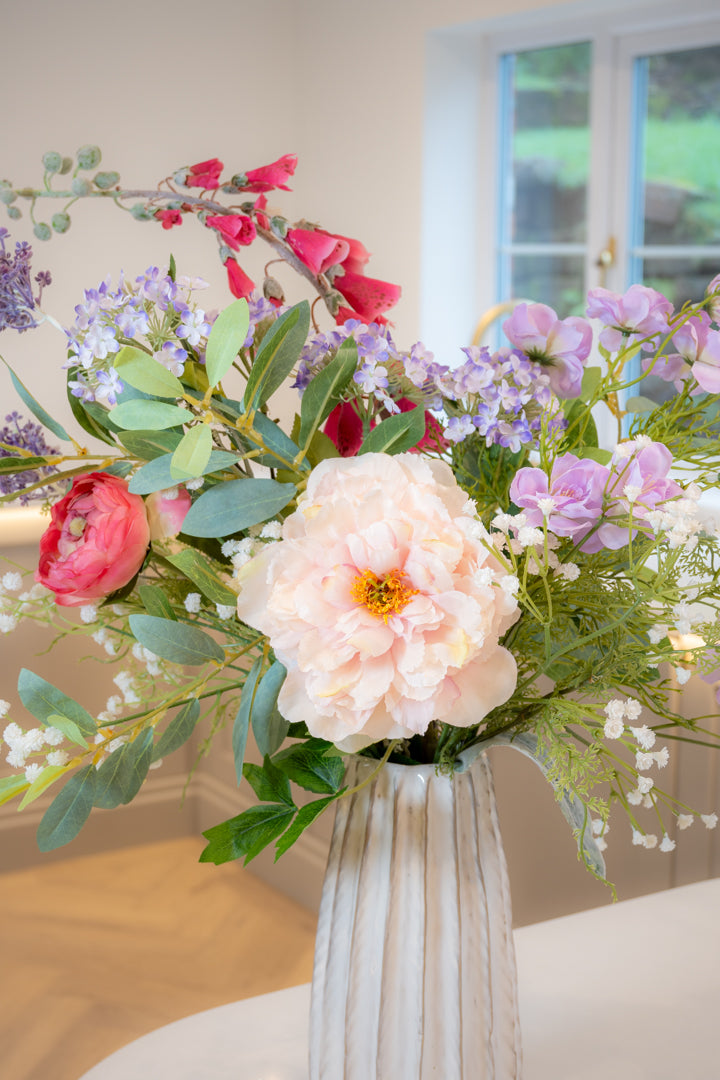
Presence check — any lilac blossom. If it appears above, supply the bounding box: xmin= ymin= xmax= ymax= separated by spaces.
xmin=586 ymin=285 xmax=672 ymax=353
xmin=510 ymin=453 xmax=609 ymax=543
xmin=176 ymin=306 xmax=212 ymax=348
xmin=445 ymin=415 xmax=476 ymax=443
xmin=135 ymin=267 xmax=177 ymax=309
xmin=0 ymin=231 xmax=51 ymax=333
xmin=0 ymin=412 xmax=59 ymax=502
xmin=502 ymin=303 xmax=592 ymax=398
xmin=158 ymin=341 xmax=188 ymax=376
xmin=94 ymin=369 xmax=124 ymax=407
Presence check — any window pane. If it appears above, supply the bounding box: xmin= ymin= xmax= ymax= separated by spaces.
xmin=642 ymin=46 xmax=720 ymax=247
xmin=642 ymin=254 xmax=719 ymax=308
xmin=511 ymin=253 xmax=586 ymax=316
xmin=510 ymin=43 xmax=591 ymax=244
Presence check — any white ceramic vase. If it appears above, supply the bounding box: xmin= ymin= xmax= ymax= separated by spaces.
xmin=309 ymin=752 xmax=521 ymax=1079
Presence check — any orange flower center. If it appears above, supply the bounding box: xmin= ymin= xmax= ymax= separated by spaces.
xmin=350 ymin=568 xmax=418 ymax=621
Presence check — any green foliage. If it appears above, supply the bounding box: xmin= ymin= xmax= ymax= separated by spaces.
xmin=180 ymin=477 xmax=296 ymax=538
xmin=2 ymin=359 xmax=70 ymax=442
xmin=115 ymin=346 xmax=184 ymax=398
xmin=128 ymin=449 xmax=238 ymax=495
xmin=274 ymin=738 xmax=346 ymax=794
xmin=138 ymin=584 xmax=177 ymax=620
xmin=359 ymin=406 xmax=425 ymax=455
xmin=152 ymin=699 xmax=201 ymax=762
xmin=243 ymin=301 xmax=310 ymax=408
xmin=109 ymin=400 xmax=190 ymax=430
xmin=18 ymin=670 xmax=96 ymax=736
xmin=37 ymin=766 xmax=98 ymax=851
xmin=164 ymin=549 xmax=237 ymax=607
xmin=232 ymin=658 xmax=262 ymax=784
xmin=170 ymin=424 xmax=213 ymax=481
xmin=93 ymin=730 xmax=154 ymax=809
xmin=251 ymin=662 xmax=290 ymax=757
xmin=297 ymin=339 xmax=358 ymax=449
xmin=205 ymin=299 xmax=250 ymax=389
xmin=128 ymin=614 xmax=225 ymax=666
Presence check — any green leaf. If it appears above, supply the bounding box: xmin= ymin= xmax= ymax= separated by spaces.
xmin=244 ymin=301 xmax=310 ymax=408
xmin=274 ymin=739 xmax=346 ymax=794
xmin=164 ymin=549 xmax=237 ymax=607
xmin=199 ymin=803 xmax=295 ymax=865
xmin=127 ymin=450 xmax=238 ymax=495
xmin=138 ymin=584 xmax=177 ymax=620
xmin=93 ymin=729 xmax=154 ymax=809
xmin=37 ymin=765 xmax=97 ymax=851
xmin=562 ymin=397 xmax=598 ymax=449
xmin=18 ymin=669 xmax=96 ymax=736
xmin=275 ymin=795 xmax=339 ymax=859
xmin=243 ymin=759 xmax=294 ymax=807
xmin=625 ymin=395 xmax=657 ymax=414
xmin=575 ymin=446 xmax=613 ymax=465
xmin=580 ymin=366 xmax=603 ymax=403
xmin=180 ymin=477 xmax=296 ymax=538
xmin=114 ymin=345 xmax=184 ymax=397
xmin=298 ymin=340 xmax=358 ymax=449
xmin=18 ymin=765 xmax=68 ymax=810
xmin=109 ymin=400 xmax=190 ymax=430
xmin=128 ymin=614 xmax=225 ymax=666
xmin=170 ymin=424 xmax=213 ymax=480
xmin=0 ymin=774 xmax=29 ymax=807
xmin=2 ymin=359 xmax=70 ymax=442
xmin=152 ymin=699 xmax=201 ymax=762
xmin=0 ymin=455 xmax=50 ymax=475
xmin=244 ymin=412 xmax=308 ymax=471
xmin=359 ymin=406 xmax=425 ymax=455
xmin=67 ymin=381 xmax=118 ymax=447
xmin=118 ymin=429 xmax=183 ymax=460
xmin=205 ymin=299 xmax=250 ymax=389
xmin=232 ymin=657 xmax=262 ymax=785
xmin=251 ymin=661 xmax=289 ymax=757
xmin=45 ymin=713 xmax=88 ymax=749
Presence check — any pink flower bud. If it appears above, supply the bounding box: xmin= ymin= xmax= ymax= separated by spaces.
xmin=145 ymin=486 xmax=191 ymax=541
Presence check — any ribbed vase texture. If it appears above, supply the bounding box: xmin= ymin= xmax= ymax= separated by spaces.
xmin=309 ymin=753 xmax=522 ymax=1079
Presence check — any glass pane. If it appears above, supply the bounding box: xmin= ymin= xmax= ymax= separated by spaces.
xmin=511 ymin=254 xmax=586 ymax=317
xmin=642 ymin=45 xmax=720 ymax=246
xmin=510 ymin=42 xmax=591 ymax=243
xmin=642 ymin=253 xmax=719 ymax=309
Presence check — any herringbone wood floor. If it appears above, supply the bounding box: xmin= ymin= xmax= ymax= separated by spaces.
xmin=0 ymin=836 xmax=317 ymax=1080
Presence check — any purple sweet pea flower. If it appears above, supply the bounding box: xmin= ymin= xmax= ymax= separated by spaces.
xmin=671 ymin=313 xmax=720 ymax=395
xmin=583 ymin=441 xmax=683 ymax=552
xmin=502 ymin=303 xmax=592 ymax=398
xmin=586 ymin=285 xmax=672 ymax=353
xmin=510 ymin=453 xmax=609 ymax=542
xmin=706 ymin=274 xmax=720 ymax=323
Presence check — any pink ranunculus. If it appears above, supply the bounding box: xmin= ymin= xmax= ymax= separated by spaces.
xmin=333 ymin=270 xmax=402 ymax=324
xmin=36 ymin=472 xmax=150 ymax=607
xmin=671 ymin=313 xmax=720 ymax=395
xmin=502 ymin=303 xmax=592 ymax=398
xmin=241 ymin=153 xmax=298 ymax=194
xmin=286 ymin=228 xmax=350 ymax=276
xmin=586 ymin=285 xmax=673 ymax=353
xmin=236 ymin=454 xmax=519 ymax=750
xmin=186 ymin=158 xmax=224 ymax=190
xmin=510 ymin=453 xmax=609 ymax=543
xmin=205 ymin=214 xmax=256 ymax=250
xmin=145 ymin=486 xmax=191 ymax=541
xmin=224 ymin=257 xmax=255 ymax=300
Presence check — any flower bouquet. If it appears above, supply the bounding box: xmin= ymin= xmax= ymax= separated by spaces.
xmin=2 ymin=144 xmax=720 ymax=1075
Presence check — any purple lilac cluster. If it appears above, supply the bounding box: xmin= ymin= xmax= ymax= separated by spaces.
xmin=0 ymin=412 xmax=59 ymax=502
xmin=435 ymin=346 xmax=559 ymax=452
xmin=65 ymin=267 xmax=212 ymax=406
xmin=0 ymin=229 xmax=51 ymax=334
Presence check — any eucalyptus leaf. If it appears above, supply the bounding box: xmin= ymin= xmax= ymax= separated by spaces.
xmin=579 ymin=366 xmax=603 ymax=403
xmin=244 ymin=301 xmax=310 ymax=408
xmin=170 ymin=424 xmax=213 ymax=480
xmin=93 ymin=729 xmax=154 ymax=809
xmin=128 ymin=614 xmax=225 ymax=666
xmin=297 ymin=339 xmax=357 ymax=449
xmin=165 ymin=549 xmax=237 ymax=607
xmin=37 ymin=765 xmax=98 ymax=851
xmin=359 ymin=406 xmax=425 ymax=455
xmin=0 ymin=455 xmax=50 ymax=475
xmin=244 ymin=411 xmax=308 ymax=472
xmin=575 ymin=446 xmax=613 ymax=465
xmin=205 ymin=299 xmax=250 ymax=389
xmin=152 ymin=699 xmax=201 ymax=762
xmin=118 ymin=429 xmax=183 ymax=460
xmin=109 ymin=400 xmax=190 ymax=430
xmin=128 ymin=449 xmax=238 ymax=495
xmin=180 ymin=477 xmax=296 ymax=538
xmin=114 ymin=345 xmax=184 ymax=397
xmin=138 ymin=584 xmax=177 ymax=620
xmin=18 ymin=765 xmax=68 ymax=810
xmin=3 ymin=359 xmax=70 ymax=441
xmin=18 ymin=669 xmax=96 ymax=736
xmin=0 ymin=774 xmax=29 ymax=808
xmin=625 ymin=395 xmax=657 ymax=414
xmin=232 ymin=657 xmax=262 ymax=785
xmin=251 ymin=661 xmax=289 ymax=757
xmin=44 ymin=713 xmax=88 ymax=748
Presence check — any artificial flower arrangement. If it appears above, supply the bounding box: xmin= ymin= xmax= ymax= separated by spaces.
xmin=1 ymin=145 xmax=720 ymax=890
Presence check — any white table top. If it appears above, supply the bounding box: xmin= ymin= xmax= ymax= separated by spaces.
xmin=80 ymin=877 xmax=720 ymax=1079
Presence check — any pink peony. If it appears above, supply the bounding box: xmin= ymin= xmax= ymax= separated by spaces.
xmin=502 ymin=303 xmax=592 ymax=398
xmin=36 ymin=472 xmax=150 ymax=607
xmin=236 ymin=454 xmax=519 ymax=750
xmin=145 ymin=486 xmax=191 ymax=541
